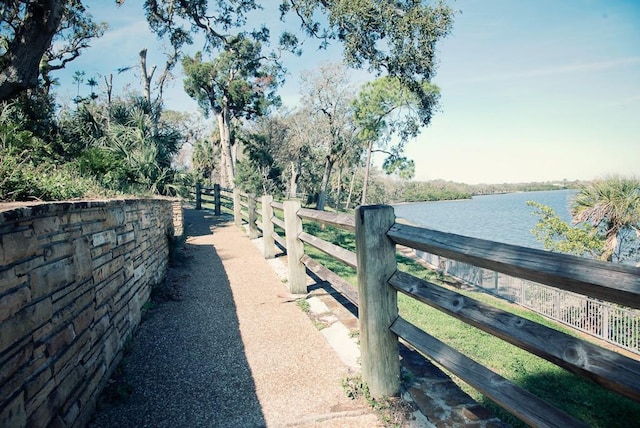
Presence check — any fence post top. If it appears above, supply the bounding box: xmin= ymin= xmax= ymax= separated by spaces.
xmin=355 ymin=204 xmax=396 ymax=223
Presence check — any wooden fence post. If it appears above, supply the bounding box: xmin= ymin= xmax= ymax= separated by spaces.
xmin=214 ymin=184 xmax=221 ymax=216
xmin=248 ymin=194 xmax=258 ymax=239
xmin=284 ymin=200 xmax=307 ymax=294
xmin=233 ymin=189 xmax=242 ymax=227
xmin=355 ymin=204 xmax=400 ymax=398
xmin=195 ymin=182 xmax=202 ymax=210
xmin=262 ymin=195 xmax=275 ymax=259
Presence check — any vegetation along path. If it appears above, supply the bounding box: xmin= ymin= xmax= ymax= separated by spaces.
xmin=89 ymin=208 xmax=381 ymax=427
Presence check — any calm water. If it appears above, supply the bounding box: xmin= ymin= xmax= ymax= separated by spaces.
xmin=393 ymin=189 xmax=577 ymax=250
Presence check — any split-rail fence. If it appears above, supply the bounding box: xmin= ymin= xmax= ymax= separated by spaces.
xmin=193 ymin=185 xmax=640 ymax=427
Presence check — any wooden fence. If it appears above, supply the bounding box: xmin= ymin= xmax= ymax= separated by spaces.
xmin=192 ymin=183 xmax=233 ymax=215
xmin=416 ymin=250 xmax=640 ymax=354
xmin=194 ymin=187 xmax=640 ymax=427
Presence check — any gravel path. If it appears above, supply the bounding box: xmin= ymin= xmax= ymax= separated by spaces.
xmin=89 ymin=208 xmax=380 ymax=428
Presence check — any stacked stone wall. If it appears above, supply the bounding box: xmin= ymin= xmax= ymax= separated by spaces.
xmin=0 ymin=198 xmax=180 ymax=427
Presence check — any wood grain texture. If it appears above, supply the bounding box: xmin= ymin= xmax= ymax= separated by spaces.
xmin=284 ymin=200 xmax=307 ymax=294
xmin=301 ymin=255 xmax=359 ymax=306
xmin=297 ymin=208 xmax=356 ymax=231
xmin=298 ymin=232 xmax=357 ymax=268
xmin=390 ymin=270 xmax=640 ymax=402
xmin=387 ymin=223 xmax=640 ymax=309
xmin=262 ymin=195 xmax=275 ymax=259
xmin=356 ymin=205 xmax=400 ymax=398
xmin=391 ymin=317 xmax=589 ymax=428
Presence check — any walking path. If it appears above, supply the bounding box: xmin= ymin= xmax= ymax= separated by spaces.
xmin=89 ymin=208 xmax=382 ymax=427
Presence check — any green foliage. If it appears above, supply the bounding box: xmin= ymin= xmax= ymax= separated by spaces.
xmin=528 ymin=201 xmax=604 ymax=258
xmin=289 ymin=1 xmax=454 ymax=122
xmin=572 ymin=177 xmax=640 ymax=262
xmin=528 ymin=177 xmax=640 ymax=263
xmin=0 ymin=149 xmax=107 ymax=201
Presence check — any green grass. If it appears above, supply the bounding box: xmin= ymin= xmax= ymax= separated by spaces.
xmin=300 ymin=220 xmax=640 ymax=427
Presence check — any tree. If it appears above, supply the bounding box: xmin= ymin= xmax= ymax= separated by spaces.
xmin=572 ymin=177 xmax=640 ymax=262
xmin=528 ymin=201 xmax=604 ymax=259
xmin=0 ymin=0 xmax=105 ymax=100
xmin=529 ymin=177 xmax=640 ymax=264
xmin=352 ymin=76 xmax=439 ymax=204
xmin=284 ymin=0 xmax=454 ymax=119
xmin=300 ymin=63 xmax=359 ymax=211
xmin=182 ymin=38 xmax=280 ymax=188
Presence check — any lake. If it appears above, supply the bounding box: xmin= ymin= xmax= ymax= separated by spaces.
xmin=393 ymin=189 xmax=577 ymax=250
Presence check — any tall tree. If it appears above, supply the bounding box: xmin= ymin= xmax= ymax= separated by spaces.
xmin=353 ymin=76 xmax=439 ymax=204
xmin=300 ymin=63 xmax=358 ymax=211
xmin=283 ymin=0 xmax=454 ymax=120
xmin=0 ymin=0 xmax=105 ymax=100
xmin=182 ymin=38 xmax=280 ymax=188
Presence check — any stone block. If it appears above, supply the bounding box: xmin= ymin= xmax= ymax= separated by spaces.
xmin=103 ymin=207 xmax=125 ymax=227
xmin=0 ymin=228 xmax=38 ymax=265
xmin=0 ymin=267 xmax=26 ymax=295
xmin=52 ymin=288 xmax=93 ymax=329
xmin=0 ymin=298 xmax=52 ymax=356
xmin=73 ymin=237 xmax=93 ymax=283
xmin=117 ymin=230 xmax=136 ymax=246
xmin=42 ymin=241 xmax=73 ymax=262
xmin=0 ymin=342 xmax=32 ymax=387
xmin=72 ymin=306 xmax=95 ymax=336
xmin=0 ymin=392 xmax=26 ymax=428
xmin=80 ymin=209 xmax=106 ymax=223
xmin=30 ymin=257 xmax=74 ymax=300
xmin=25 ymin=366 xmax=54 ymax=405
xmin=45 ymin=324 xmax=76 ymax=359
xmin=91 ymin=230 xmax=116 ymax=248
xmin=49 ymin=226 xmax=81 ymax=244
xmin=81 ymin=221 xmax=106 ymax=236
xmin=91 ymin=251 xmax=113 ymax=271
xmin=32 ymin=216 xmax=62 ymax=236
xmin=54 ymin=330 xmax=91 ymax=379
xmin=92 ymin=256 xmax=124 ymax=284
xmin=0 ymin=286 xmax=32 ymax=324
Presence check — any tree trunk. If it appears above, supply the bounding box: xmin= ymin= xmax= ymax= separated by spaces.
xmin=216 ymin=106 xmax=235 ymax=188
xmin=0 ymin=0 xmax=65 ymax=101
xmin=361 ymin=140 xmax=373 ymax=205
xmin=104 ymin=74 xmax=113 ymax=105
xmin=316 ymin=156 xmax=334 ymax=211
xmin=289 ymin=161 xmax=298 ymax=197
xmin=139 ymin=48 xmax=156 ymax=104
xmin=335 ymin=167 xmax=343 ymax=212
xmin=345 ymin=167 xmax=356 ymax=210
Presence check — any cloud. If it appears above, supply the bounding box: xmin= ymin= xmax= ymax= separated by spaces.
xmin=447 ymin=56 xmax=640 ymax=86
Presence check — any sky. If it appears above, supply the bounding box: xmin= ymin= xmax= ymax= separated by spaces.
xmin=55 ymin=0 xmax=640 ymax=185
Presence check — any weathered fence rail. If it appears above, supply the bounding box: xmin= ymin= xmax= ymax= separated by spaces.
xmin=415 ymin=250 xmax=640 ymax=354
xmin=194 ymin=185 xmax=640 ymax=426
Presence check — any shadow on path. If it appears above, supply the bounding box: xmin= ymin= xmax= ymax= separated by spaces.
xmin=90 ymin=209 xmax=265 ymax=427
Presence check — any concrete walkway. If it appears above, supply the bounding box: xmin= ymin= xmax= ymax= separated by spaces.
xmin=89 ymin=209 xmax=381 ymax=427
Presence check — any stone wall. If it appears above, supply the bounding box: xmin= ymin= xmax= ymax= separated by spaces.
xmin=0 ymin=198 xmax=181 ymax=427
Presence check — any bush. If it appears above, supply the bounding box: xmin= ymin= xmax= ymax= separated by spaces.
xmin=0 ymin=149 xmax=112 ymax=201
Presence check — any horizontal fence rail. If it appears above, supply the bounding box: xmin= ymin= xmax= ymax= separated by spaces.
xmin=415 ymin=249 xmax=640 ymax=354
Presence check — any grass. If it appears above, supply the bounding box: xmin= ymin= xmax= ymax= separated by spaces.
xmin=342 ymin=375 xmax=415 ymax=427
xmin=300 ymin=219 xmax=640 ymax=427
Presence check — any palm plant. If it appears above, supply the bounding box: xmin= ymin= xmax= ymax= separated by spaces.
xmin=572 ymin=177 xmax=640 ymax=262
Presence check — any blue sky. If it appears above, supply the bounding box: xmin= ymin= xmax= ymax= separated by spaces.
xmin=56 ymin=0 xmax=640 ymax=185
